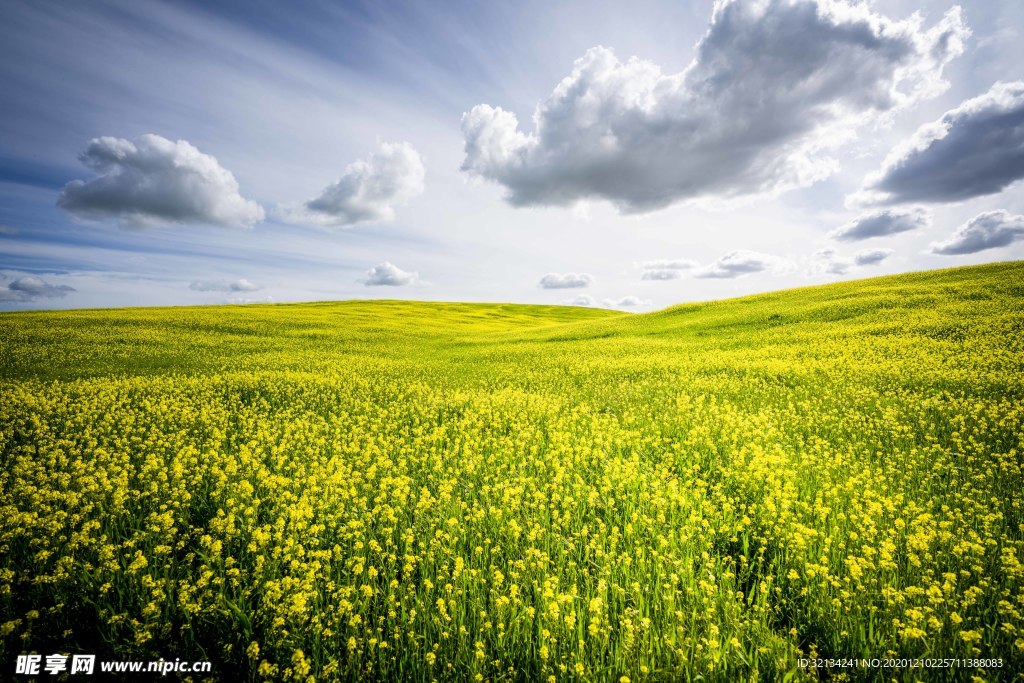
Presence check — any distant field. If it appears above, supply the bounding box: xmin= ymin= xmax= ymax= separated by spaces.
xmin=1 ymin=262 xmax=1022 ymax=681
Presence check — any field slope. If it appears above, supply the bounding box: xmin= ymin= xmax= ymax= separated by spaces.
xmin=1 ymin=262 xmax=1023 ymax=681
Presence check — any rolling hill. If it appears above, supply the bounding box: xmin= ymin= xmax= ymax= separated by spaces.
xmin=1 ymin=262 xmax=1022 ymax=681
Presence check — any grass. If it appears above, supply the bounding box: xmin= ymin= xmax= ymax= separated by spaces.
xmin=1 ymin=261 xmax=1022 ymax=681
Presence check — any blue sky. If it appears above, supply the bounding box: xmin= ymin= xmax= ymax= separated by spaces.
xmin=1 ymin=0 xmax=1022 ymax=310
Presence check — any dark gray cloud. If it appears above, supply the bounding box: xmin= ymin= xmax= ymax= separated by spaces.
xmin=57 ymin=135 xmax=264 ymax=228
xmin=538 ymin=272 xmax=592 ymax=289
xmin=362 ymin=262 xmax=418 ymax=286
xmin=296 ymin=143 xmax=425 ymax=227
xmin=461 ymin=0 xmax=966 ymax=212
xmin=830 ymin=207 xmax=930 ymax=241
xmin=696 ymin=250 xmax=781 ymax=279
xmin=858 ymin=82 xmax=1024 ymax=205
xmin=930 ymin=210 xmax=1024 ymax=255
xmin=854 ymin=248 xmax=893 ymax=266
xmin=0 ymin=276 xmax=76 ymax=303
xmin=189 ymin=278 xmax=262 ymax=292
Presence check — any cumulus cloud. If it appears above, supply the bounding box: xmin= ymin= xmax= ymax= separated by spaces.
xmin=854 ymin=248 xmax=893 ymax=266
xmin=930 ymin=210 xmax=1024 ymax=255
xmin=362 ymin=261 xmax=418 ymax=286
xmin=57 ymin=134 xmax=264 ymax=228
xmin=603 ymin=296 xmax=651 ymax=308
xmin=856 ymin=82 xmax=1024 ymax=205
xmin=830 ymin=207 xmax=929 ymax=241
xmin=461 ymin=0 xmax=967 ymax=212
xmin=538 ymin=272 xmax=592 ymax=289
xmin=563 ymin=295 xmax=595 ymax=306
xmin=0 ymin=276 xmax=76 ymax=303
xmin=189 ymin=278 xmax=262 ymax=292
xmin=695 ymin=250 xmax=782 ymax=279
xmin=294 ymin=142 xmax=425 ymax=227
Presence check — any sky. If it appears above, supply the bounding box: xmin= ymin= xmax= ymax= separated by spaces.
xmin=1 ymin=0 xmax=1023 ymax=311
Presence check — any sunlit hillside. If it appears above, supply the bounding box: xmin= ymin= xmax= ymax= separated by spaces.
xmin=1 ymin=262 xmax=1022 ymax=681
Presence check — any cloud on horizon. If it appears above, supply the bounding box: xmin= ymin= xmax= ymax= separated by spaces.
xmin=0 ymin=276 xmax=76 ymax=303
xmin=603 ymin=295 xmax=651 ymax=308
xmin=461 ymin=0 xmax=967 ymax=213
xmin=189 ymin=278 xmax=262 ymax=292
xmin=563 ymin=294 xmax=595 ymax=306
xmin=57 ymin=135 xmax=264 ymax=228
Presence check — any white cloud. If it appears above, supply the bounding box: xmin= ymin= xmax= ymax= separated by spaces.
xmin=57 ymin=134 xmax=264 ymax=228
xmin=825 ymin=260 xmax=852 ymax=275
xmin=0 ymin=276 xmax=76 ymax=303
xmin=603 ymin=295 xmax=651 ymax=308
xmin=808 ymin=248 xmax=852 ymax=275
xmin=563 ymin=294 xmax=595 ymax=306
xmin=461 ymin=0 xmax=966 ymax=212
xmin=640 ymin=257 xmax=698 ymax=280
xmin=641 ymin=258 xmax=698 ymax=270
xmin=695 ymin=250 xmax=783 ymax=279
xmin=810 ymin=246 xmax=893 ymax=275
xmin=294 ymin=142 xmax=425 ymax=227
xmin=854 ymin=248 xmax=893 ymax=266
xmin=189 ymin=278 xmax=262 ymax=292
xmin=856 ymin=82 xmax=1024 ymax=205
xmin=930 ymin=210 xmax=1024 ymax=255
xmin=830 ymin=207 xmax=929 ymax=241
xmin=0 ymin=225 xmax=18 ymax=235
xmin=641 ymin=269 xmax=683 ymax=281
xmin=362 ymin=261 xmax=418 ymax=286
xmin=538 ymin=272 xmax=592 ymax=289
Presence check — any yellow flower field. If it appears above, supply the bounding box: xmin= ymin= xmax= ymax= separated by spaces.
xmin=1 ymin=262 xmax=1022 ymax=681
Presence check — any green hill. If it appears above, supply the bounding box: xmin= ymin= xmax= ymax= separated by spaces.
xmin=1 ymin=262 xmax=1022 ymax=681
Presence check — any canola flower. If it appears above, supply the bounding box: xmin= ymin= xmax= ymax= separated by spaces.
xmin=0 ymin=263 xmax=1022 ymax=681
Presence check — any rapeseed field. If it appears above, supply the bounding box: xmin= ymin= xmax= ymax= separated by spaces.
xmin=1 ymin=262 xmax=1022 ymax=681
